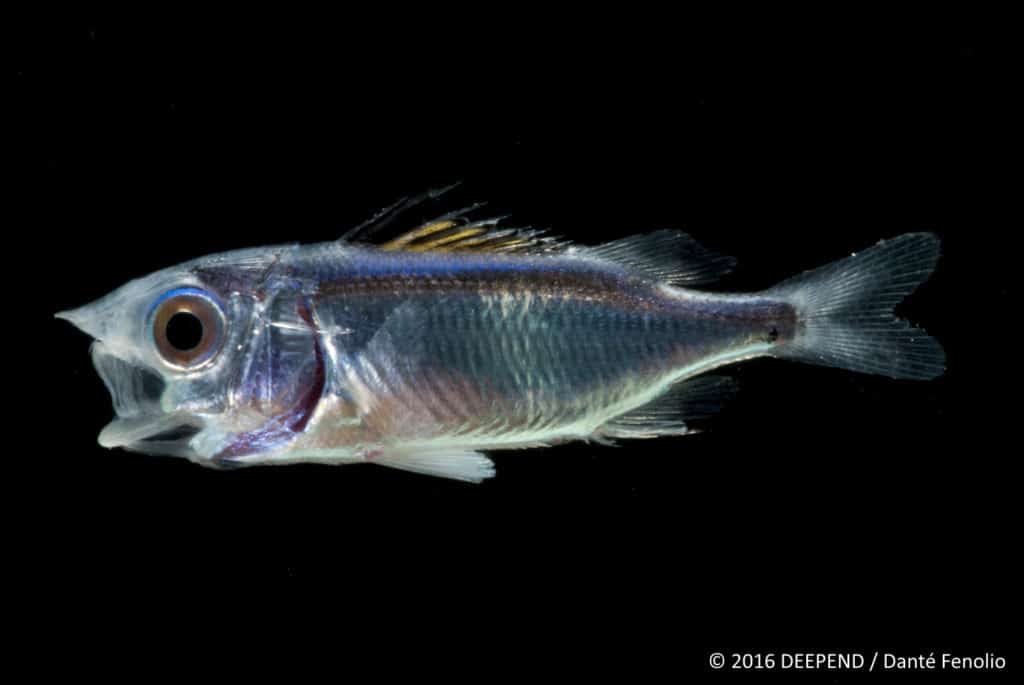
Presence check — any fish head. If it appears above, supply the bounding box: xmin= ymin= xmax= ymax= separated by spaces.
xmin=56 ymin=246 xmax=320 ymax=466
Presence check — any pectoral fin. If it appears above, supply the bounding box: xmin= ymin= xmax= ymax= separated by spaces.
xmin=372 ymin=448 xmax=496 ymax=483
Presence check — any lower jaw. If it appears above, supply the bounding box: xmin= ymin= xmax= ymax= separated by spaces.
xmin=98 ymin=411 xmax=203 ymax=455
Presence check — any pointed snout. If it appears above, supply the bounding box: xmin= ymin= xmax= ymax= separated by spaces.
xmin=56 ymin=305 xmax=92 ymax=335
xmin=55 ymin=298 xmax=114 ymax=340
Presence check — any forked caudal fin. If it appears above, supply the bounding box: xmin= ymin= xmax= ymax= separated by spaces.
xmin=765 ymin=233 xmax=945 ymax=380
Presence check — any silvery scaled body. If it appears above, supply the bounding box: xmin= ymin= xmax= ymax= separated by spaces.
xmin=58 ymin=198 xmax=944 ymax=482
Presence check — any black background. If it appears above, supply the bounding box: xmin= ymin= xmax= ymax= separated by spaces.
xmin=13 ymin=15 xmax=1018 ymax=682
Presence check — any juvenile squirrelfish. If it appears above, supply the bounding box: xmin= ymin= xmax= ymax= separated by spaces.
xmin=57 ymin=197 xmax=944 ymax=482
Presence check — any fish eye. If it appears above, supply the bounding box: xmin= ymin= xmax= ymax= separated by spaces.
xmin=150 ymin=288 xmax=226 ymax=369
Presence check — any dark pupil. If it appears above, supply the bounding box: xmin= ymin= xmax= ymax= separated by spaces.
xmin=165 ymin=311 xmax=204 ymax=351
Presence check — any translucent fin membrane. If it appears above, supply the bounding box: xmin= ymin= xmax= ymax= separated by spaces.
xmin=585 ymin=229 xmax=736 ymax=286
xmin=372 ymin=448 xmax=496 ymax=483
xmin=767 ymin=233 xmax=945 ymax=380
xmin=600 ymin=374 xmax=738 ymax=439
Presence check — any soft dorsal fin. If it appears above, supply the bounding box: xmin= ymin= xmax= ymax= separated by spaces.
xmin=584 ymin=229 xmax=736 ymax=286
xmin=598 ymin=374 xmax=737 ymax=440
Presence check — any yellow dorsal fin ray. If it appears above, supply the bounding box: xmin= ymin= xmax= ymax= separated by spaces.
xmin=403 ymin=227 xmax=490 ymax=252
xmin=378 ymin=220 xmax=459 ymax=250
xmin=376 ymin=216 xmax=569 ymax=255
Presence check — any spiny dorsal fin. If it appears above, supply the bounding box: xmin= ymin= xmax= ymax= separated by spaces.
xmin=598 ymin=374 xmax=738 ymax=440
xmin=339 ymin=183 xmax=463 ymax=243
xmin=584 ymin=229 xmax=736 ymax=286
xmin=376 ymin=214 xmax=571 ymax=255
xmin=340 ymin=186 xmax=571 ymax=255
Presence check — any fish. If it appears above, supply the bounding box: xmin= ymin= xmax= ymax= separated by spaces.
xmin=56 ymin=191 xmax=945 ymax=482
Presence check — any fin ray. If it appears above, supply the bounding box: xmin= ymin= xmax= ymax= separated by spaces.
xmin=599 ymin=374 xmax=737 ymax=440
xmin=585 ymin=229 xmax=736 ymax=286
xmin=376 ymin=215 xmax=570 ymax=255
xmin=372 ymin=448 xmax=496 ymax=483
xmin=766 ymin=233 xmax=945 ymax=380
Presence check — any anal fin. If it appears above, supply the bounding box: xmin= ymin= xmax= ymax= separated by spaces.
xmin=372 ymin=448 xmax=496 ymax=483
xmin=598 ymin=374 xmax=737 ymax=440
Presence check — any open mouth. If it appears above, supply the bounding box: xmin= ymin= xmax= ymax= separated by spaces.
xmin=91 ymin=342 xmax=203 ymax=457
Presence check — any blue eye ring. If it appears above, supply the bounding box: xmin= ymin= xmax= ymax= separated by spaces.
xmin=149 ymin=287 xmax=226 ymax=370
